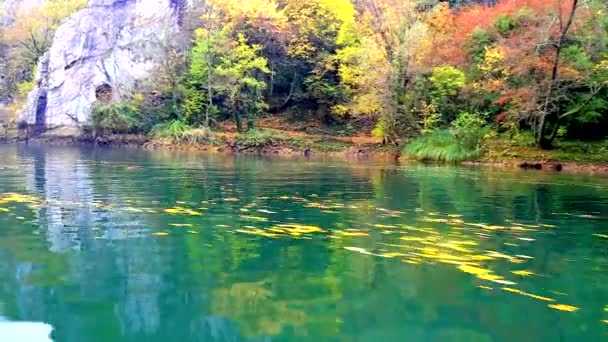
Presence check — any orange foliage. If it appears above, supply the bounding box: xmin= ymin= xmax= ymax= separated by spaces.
xmin=423 ymin=0 xmax=580 ymax=69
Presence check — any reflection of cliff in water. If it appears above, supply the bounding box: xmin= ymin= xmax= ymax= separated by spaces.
xmin=20 ymin=146 xmax=95 ymax=253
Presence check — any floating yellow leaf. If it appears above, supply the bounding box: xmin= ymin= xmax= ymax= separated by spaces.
xmin=378 ymin=252 xmax=407 ymax=258
xmin=0 ymin=208 xmax=9 ymax=212
xmin=548 ymin=304 xmax=580 ymax=312
xmin=603 ymin=320 xmax=608 ymax=324
xmin=240 ymin=215 xmax=269 ymax=222
xmin=236 ymin=229 xmax=279 ymax=238
xmin=490 ymin=279 xmax=517 ymax=286
xmin=593 ymin=234 xmax=608 ymax=239
xmin=511 ymin=270 xmax=535 ymax=277
xmin=458 ymin=265 xmax=491 ymax=276
xmin=478 ymin=285 xmax=493 ymax=290
xmin=403 ymin=259 xmax=420 ymax=264
xmin=344 ymin=247 xmax=372 ymax=255
xmin=274 ymin=224 xmax=324 ymax=235
xmin=187 ymin=230 xmax=199 ymax=234
xmin=374 ymin=224 xmax=398 ymax=228
xmin=502 ymin=288 xmax=554 ymax=302
xmin=170 ymin=223 xmax=193 ymax=227
xmin=224 ymin=198 xmax=240 ymax=202
xmin=152 ymin=232 xmax=170 ymax=236
xmin=336 ymin=230 xmax=369 ymax=237
xmin=164 ymin=207 xmax=202 ymax=216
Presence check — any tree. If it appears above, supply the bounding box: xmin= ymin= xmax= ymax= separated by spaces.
xmin=214 ymin=35 xmax=270 ymax=132
xmin=534 ymin=0 xmax=581 ymax=148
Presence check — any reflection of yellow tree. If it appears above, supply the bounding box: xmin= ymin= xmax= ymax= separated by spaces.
xmin=211 ymin=280 xmax=307 ymax=337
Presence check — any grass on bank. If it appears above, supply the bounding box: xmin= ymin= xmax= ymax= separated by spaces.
xmin=149 ymin=122 xmax=353 ymax=152
xmin=481 ymin=132 xmax=608 ymax=164
xmin=404 ymin=130 xmax=481 ymax=163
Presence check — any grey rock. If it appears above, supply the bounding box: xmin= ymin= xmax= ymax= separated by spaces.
xmin=18 ymin=0 xmax=185 ymax=129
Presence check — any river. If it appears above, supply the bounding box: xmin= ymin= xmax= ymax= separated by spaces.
xmin=0 ymin=145 xmax=607 ymax=341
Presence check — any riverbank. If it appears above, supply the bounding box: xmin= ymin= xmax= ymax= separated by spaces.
xmin=3 ymin=126 xmax=608 ymax=174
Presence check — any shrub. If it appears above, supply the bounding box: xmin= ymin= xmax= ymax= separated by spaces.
xmin=151 ymin=120 xmax=191 ymax=140
xmin=495 ymin=15 xmax=518 ymax=37
xmin=466 ymin=28 xmax=494 ymax=64
xmin=451 ymin=112 xmax=488 ymax=152
xmin=429 ymin=66 xmax=466 ymax=99
xmin=91 ymin=102 xmax=142 ymax=135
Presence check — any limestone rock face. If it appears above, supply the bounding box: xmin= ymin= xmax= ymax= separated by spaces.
xmin=18 ymin=0 xmax=186 ymax=129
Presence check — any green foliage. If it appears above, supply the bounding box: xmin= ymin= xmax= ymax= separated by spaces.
xmin=430 ymin=66 xmax=466 ymax=99
xmin=91 ymin=103 xmax=142 ymax=135
xmin=451 ymin=112 xmax=488 ymax=153
xmin=151 ymin=120 xmax=191 ymax=140
xmin=234 ymin=129 xmax=278 ymax=147
xmin=405 ymin=112 xmax=488 ymax=163
xmin=418 ymin=101 xmax=442 ymax=135
xmin=16 ymin=80 xmax=35 ymax=98
xmin=151 ymin=120 xmax=218 ymax=145
xmin=494 ymin=15 xmax=518 ymax=37
xmin=466 ymin=28 xmax=494 ymax=64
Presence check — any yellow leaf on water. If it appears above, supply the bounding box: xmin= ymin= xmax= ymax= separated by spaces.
xmin=164 ymin=207 xmax=202 ymax=216
xmin=0 ymin=208 xmax=9 ymax=212
xmin=403 ymin=259 xmax=420 ymax=264
xmin=170 ymin=223 xmax=193 ymax=227
xmin=593 ymin=234 xmax=608 ymax=239
xmin=344 ymin=247 xmax=372 ymax=255
xmin=548 ymin=304 xmax=580 ymax=312
xmin=187 ymin=230 xmax=199 ymax=234
xmin=490 ymin=279 xmax=517 ymax=286
xmin=511 ymin=270 xmax=535 ymax=277
xmin=502 ymin=288 xmax=554 ymax=302
xmin=236 ymin=229 xmax=279 ymax=238
xmin=337 ymin=230 xmax=369 ymax=237
xmin=478 ymin=285 xmax=493 ymax=290
xmin=224 ymin=198 xmax=239 ymax=202
xmin=458 ymin=265 xmax=492 ymax=276
xmin=378 ymin=252 xmax=406 ymax=258
xmin=374 ymin=224 xmax=398 ymax=228
xmin=240 ymin=215 xmax=269 ymax=222
xmin=152 ymin=232 xmax=170 ymax=236
xmin=603 ymin=320 xmax=608 ymax=324
xmin=477 ymin=274 xmax=503 ymax=282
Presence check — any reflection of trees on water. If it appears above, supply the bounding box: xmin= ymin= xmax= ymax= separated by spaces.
xmin=0 ymin=146 xmax=608 ymax=340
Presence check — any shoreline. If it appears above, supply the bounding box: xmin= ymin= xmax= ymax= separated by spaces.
xmin=2 ymin=134 xmax=608 ymax=175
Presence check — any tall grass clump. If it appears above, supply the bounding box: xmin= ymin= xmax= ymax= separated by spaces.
xmin=151 ymin=120 xmax=217 ymax=145
xmin=404 ymin=112 xmax=488 ymax=162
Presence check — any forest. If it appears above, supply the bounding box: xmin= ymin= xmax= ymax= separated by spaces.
xmin=2 ymin=0 xmax=608 ymax=162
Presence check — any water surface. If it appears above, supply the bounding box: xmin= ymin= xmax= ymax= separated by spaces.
xmin=1 ymin=145 xmax=608 ymax=341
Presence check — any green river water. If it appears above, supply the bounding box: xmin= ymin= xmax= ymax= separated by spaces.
xmin=0 ymin=145 xmax=608 ymax=341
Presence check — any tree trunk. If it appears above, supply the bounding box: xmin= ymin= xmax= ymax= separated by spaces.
xmin=536 ymin=0 xmax=579 ymax=149
xmin=205 ymin=31 xmax=213 ymax=128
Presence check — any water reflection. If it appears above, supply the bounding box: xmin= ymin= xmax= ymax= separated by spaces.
xmin=0 ymin=145 xmax=607 ymax=341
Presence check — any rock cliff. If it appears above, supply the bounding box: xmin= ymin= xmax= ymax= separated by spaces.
xmin=17 ymin=0 xmax=187 ymax=130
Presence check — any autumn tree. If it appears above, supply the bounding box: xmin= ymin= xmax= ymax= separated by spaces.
xmin=1 ymin=0 xmax=86 ymax=102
